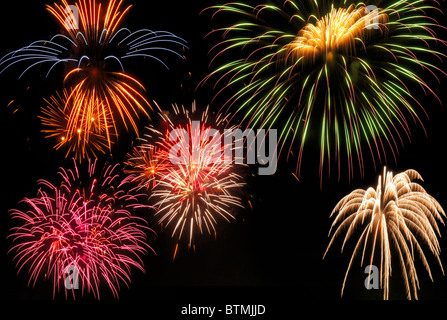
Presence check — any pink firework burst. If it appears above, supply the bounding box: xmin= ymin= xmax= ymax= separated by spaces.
xmin=8 ymin=159 xmax=154 ymax=299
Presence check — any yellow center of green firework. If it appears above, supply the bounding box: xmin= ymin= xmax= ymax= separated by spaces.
xmin=285 ymin=5 xmax=387 ymax=63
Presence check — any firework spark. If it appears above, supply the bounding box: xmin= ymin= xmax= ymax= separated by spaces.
xmin=125 ymin=144 xmax=171 ymax=190
xmin=1 ymin=0 xmax=187 ymax=159
xmin=125 ymin=102 xmax=246 ymax=249
xmin=8 ymin=159 xmax=154 ymax=299
xmin=324 ymin=167 xmax=446 ymax=299
xmin=202 ymin=0 xmax=446 ymax=183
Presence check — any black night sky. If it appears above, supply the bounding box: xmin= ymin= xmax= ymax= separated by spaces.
xmin=0 ymin=0 xmax=447 ymax=317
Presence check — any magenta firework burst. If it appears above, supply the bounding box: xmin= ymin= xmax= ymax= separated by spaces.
xmin=8 ymin=159 xmax=154 ymax=299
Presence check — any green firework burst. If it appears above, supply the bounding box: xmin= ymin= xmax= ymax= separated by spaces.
xmin=201 ymin=0 xmax=446 ymax=182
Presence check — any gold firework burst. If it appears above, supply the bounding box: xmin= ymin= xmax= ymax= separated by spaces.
xmin=324 ymin=167 xmax=445 ymax=299
xmin=284 ymin=5 xmax=388 ymax=64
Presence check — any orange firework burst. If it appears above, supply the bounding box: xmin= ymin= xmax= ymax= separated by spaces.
xmin=0 ymin=0 xmax=187 ymax=160
xmin=324 ymin=167 xmax=446 ymax=299
xmin=39 ymin=89 xmax=113 ymax=160
xmin=47 ymin=0 xmax=152 ymax=153
xmin=124 ymin=145 xmax=170 ymax=189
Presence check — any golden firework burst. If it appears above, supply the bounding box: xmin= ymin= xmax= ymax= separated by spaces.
xmin=324 ymin=167 xmax=446 ymax=299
